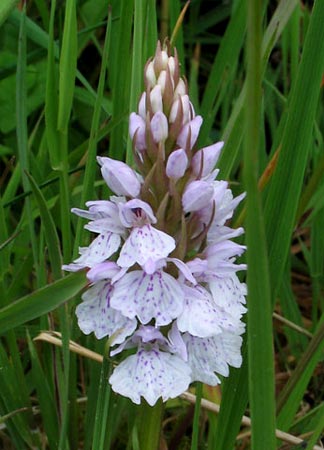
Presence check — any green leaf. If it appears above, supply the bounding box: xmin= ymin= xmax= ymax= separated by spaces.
xmin=57 ymin=0 xmax=78 ymax=133
xmin=277 ymin=319 xmax=324 ymax=431
xmin=27 ymin=332 xmax=60 ymax=450
xmin=264 ymin=0 xmax=324 ymax=297
xmin=244 ymin=0 xmax=276 ymax=446
xmin=91 ymin=346 xmax=112 ymax=450
xmin=0 ymin=0 xmax=18 ymax=28
xmin=25 ymin=170 xmax=63 ymax=280
xmin=45 ymin=0 xmax=60 ymax=170
xmin=0 ymin=272 xmax=86 ymax=335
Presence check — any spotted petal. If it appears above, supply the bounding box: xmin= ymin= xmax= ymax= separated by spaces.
xmin=81 ymin=200 xmax=125 ymax=234
xmin=62 ymin=232 xmax=121 ymax=271
xmin=183 ymin=331 xmax=243 ymax=385
xmin=209 ymin=274 xmax=247 ymax=320
xmin=109 ymin=346 xmax=191 ymax=405
xmin=76 ymin=281 xmax=137 ymax=343
xmin=177 ymin=284 xmax=234 ymax=337
xmin=110 ymin=270 xmax=184 ymax=326
xmin=117 ymin=224 xmax=175 ymax=270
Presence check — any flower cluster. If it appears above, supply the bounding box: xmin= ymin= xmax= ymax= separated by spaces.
xmin=63 ymin=42 xmax=247 ymax=406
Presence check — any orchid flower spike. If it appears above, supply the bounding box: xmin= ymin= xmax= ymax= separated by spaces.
xmin=63 ymin=40 xmax=247 ymax=406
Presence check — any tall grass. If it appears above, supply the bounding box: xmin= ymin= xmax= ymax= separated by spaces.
xmin=0 ymin=0 xmax=324 ymax=448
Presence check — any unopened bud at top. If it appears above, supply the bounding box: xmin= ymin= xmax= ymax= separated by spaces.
xmin=145 ymin=61 xmax=156 ymax=88
xmin=170 ymin=95 xmax=193 ymax=125
xmin=157 ymin=70 xmax=167 ymax=94
xmin=138 ymin=93 xmax=146 ymax=119
xmin=174 ymin=79 xmax=187 ymax=98
xmin=168 ymin=56 xmax=175 ymax=77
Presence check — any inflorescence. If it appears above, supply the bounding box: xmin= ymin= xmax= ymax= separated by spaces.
xmin=63 ymin=42 xmax=247 ymax=406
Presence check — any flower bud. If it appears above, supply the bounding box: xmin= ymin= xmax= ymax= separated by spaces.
xmin=174 ymin=79 xmax=186 ymax=98
xmin=168 ymin=56 xmax=175 ymax=77
xmin=177 ymin=116 xmax=203 ymax=150
xmin=169 ymin=95 xmax=191 ymax=124
xmin=157 ymin=70 xmax=167 ymax=94
xmin=182 ymin=180 xmax=214 ymax=213
xmin=145 ymin=61 xmax=156 ymax=88
xmin=138 ymin=92 xmax=146 ymax=118
xmin=192 ymin=142 xmax=224 ymax=177
xmin=150 ymin=111 xmax=168 ymax=143
xmin=150 ymin=85 xmax=163 ymax=113
xmin=129 ymin=113 xmax=146 ymax=150
xmin=169 ymin=97 xmax=181 ymax=124
xmin=97 ymin=156 xmax=141 ymax=197
xmin=161 ymin=50 xmax=169 ymax=69
xmin=166 ymin=148 xmax=188 ymax=180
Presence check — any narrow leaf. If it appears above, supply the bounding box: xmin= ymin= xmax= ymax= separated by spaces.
xmin=0 ymin=272 xmax=86 ymax=335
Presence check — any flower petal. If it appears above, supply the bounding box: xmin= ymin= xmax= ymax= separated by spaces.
xmin=117 ymin=224 xmax=175 ymax=269
xmin=168 ymin=258 xmax=197 ymax=285
xmin=118 ymin=199 xmax=157 ymax=228
xmin=110 ymin=270 xmax=184 ymax=326
xmin=63 ymin=232 xmax=121 ymax=271
xmin=110 ymin=325 xmax=169 ymax=357
xmin=183 ymin=331 xmax=243 ymax=385
xmin=86 ymin=261 xmax=121 ymax=283
xmin=207 ymin=225 xmax=245 ymax=244
xmin=209 ymin=274 xmax=247 ymax=320
xmin=81 ymin=200 xmax=125 ymax=234
xmin=109 ymin=346 xmax=191 ymax=405
xmin=177 ymin=284 xmax=232 ymax=337
xmin=199 ymin=181 xmax=246 ymax=228
xmin=182 ymin=180 xmax=214 ymax=213
xmin=205 ymin=241 xmax=246 ymax=263
xmin=168 ymin=322 xmax=188 ymax=361
xmin=76 ymin=281 xmax=137 ymax=342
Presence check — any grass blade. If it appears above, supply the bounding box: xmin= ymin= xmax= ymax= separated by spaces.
xmin=0 ymin=0 xmax=18 ymax=27
xmin=264 ymin=0 xmax=324 ymax=296
xmin=91 ymin=345 xmax=112 ymax=450
xmin=126 ymin=0 xmax=147 ymax=165
xmin=57 ymin=0 xmax=77 ymax=134
xmin=26 ymin=171 xmax=63 ymax=280
xmin=244 ymin=0 xmax=276 ymax=448
xmin=0 ymin=272 xmax=86 ymax=335
xmin=277 ymin=319 xmax=324 ymax=431
xmin=27 ymin=332 xmax=60 ymax=450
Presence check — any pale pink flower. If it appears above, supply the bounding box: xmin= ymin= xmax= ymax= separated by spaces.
xmin=97 ymin=156 xmax=141 ymax=197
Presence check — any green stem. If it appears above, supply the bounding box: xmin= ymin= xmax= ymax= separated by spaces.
xmin=138 ymin=399 xmax=164 ymax=450
xmin=190 ymin=382 xmax=202 ymax=450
